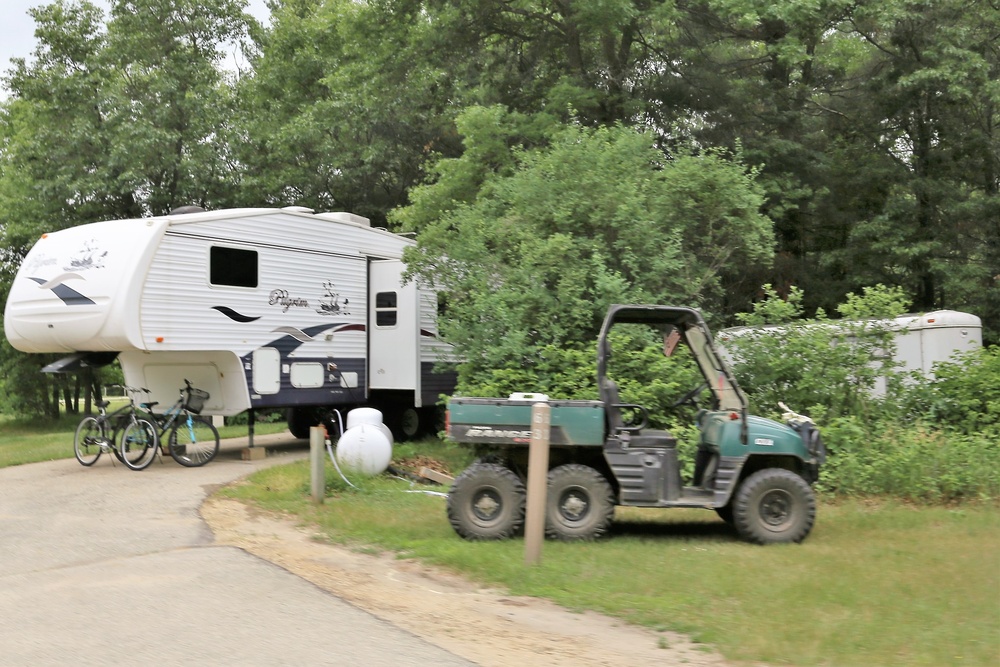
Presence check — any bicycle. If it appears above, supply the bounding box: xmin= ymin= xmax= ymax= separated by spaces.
xmin=142 ymin=380 xmax=220 ymax=467
xmin=73 ymin=387 xmax=159 ymax=470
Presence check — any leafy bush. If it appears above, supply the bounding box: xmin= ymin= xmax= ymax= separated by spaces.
xmin=819 ymin=417 xmax=1000 ymax=502
xmin=722 ymin=284 xmax=906 ymax=420
xmin=724 ymin=285 xmax=999 ymax=502
xmin=901 ymin=346 xmax=1000 ymax=435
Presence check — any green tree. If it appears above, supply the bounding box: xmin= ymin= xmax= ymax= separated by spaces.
xmin=725 ymin=284 xmax=913 ymax=420
xmin=830 ymin=0 xmax=1000 ymax=335
xmin=398 ymin=106 xmax=773 ymax=393
xmin=233 ymin=0 xmax=466 ymax=224
xmin=0 ymin=0 xmax=253 ymax=417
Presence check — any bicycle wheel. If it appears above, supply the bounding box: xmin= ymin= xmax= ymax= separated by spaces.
xmin=119 ymin=419 xmax=159 ymax=471
xmin=73 ymin=416 xmax=105 ymax=467
xmin=108 ymin=413 xmax=133 ymax=463
xmin=169 ymin=415 xmax=220 ymax=467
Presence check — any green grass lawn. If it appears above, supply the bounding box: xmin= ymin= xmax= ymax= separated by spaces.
xmin=4 ymin=419 xmax=998 ymax=666
xmin=218 ymin=441 xmax=1000 ymax=667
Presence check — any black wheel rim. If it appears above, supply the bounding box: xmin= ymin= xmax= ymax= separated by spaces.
xmin=557 ymin=487 xmax=591 ymax=524
xmin=471 ymin=487 xmax=503 ymax=524
xmin=401 ymin=409 xmax=419 ymax=437
xmin=759 ymin=489 xmax=795 ymax=531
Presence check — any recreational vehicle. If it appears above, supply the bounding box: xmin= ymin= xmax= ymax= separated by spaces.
xmin=3 ymin=207 xmax=456 ymax=439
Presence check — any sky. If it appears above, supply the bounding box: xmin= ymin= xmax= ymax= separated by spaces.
xmin=0 ymin=0 xmax=272 ymax=97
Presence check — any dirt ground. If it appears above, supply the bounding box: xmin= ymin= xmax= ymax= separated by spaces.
xmin=202 ymin=496 xmax=740 ymax=667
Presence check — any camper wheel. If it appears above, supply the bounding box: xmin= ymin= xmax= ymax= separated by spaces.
xmin=287 ymin=408 xmax=320 ymax=440
xmin=383 ymin=406 xmax=443 ymax=441
xmin=383 ymin=406 xmax=423 ymax=441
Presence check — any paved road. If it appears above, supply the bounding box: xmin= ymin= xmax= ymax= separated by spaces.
xmin=0 ymin=435 xmax=474 ymax=666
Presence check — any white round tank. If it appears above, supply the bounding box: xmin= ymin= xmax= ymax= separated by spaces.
xmin=336 ymin=424 xmax=393 ymax=476
xmin=345 ymin=407 xmax=394 ymax=445
xmin=346 ymin=407 xmax=383 ymax=429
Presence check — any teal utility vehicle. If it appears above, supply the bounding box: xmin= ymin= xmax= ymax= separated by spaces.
xmin=445 ymin=304 xmax=825 ymax=544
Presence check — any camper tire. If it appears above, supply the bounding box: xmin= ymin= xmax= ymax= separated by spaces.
xmin=545 ymin=464 xmax=615 ymax=541
xmin=399 ymin=407 xmax=421 ymax=440
xmin=447 ymin=462 xmax=526 ymax=540
xmin=733 ymin=468 xmax=815 ymax=544
xmin=287 ymin=408 xmax=318 ymax=440
xmin=383 ymin=406 xmax=427 ymax=441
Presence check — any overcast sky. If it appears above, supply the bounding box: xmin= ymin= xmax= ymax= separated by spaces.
xmin=1 ymin=0 xmax=271 ymax=97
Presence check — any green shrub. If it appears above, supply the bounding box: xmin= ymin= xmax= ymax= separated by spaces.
xmin=723 ymin=284 xmax=906 ymax=420
xmin=901 ymin=346 xmax=1000 ymax=435
xmin=818 ymin=417 xmax=1000 ymax=502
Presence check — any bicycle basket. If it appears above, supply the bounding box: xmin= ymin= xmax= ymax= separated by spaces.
xmin=184 ymin=387 xmax=210 ymax=414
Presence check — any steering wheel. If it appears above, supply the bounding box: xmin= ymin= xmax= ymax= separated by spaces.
xmin=672 ymin=382 xmax=708 ymax=408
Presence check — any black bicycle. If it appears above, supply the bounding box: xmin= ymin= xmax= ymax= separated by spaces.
xmin=73 ymin=386 xmax=159 ymax=470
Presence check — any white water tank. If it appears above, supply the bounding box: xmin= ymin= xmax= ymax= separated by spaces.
xmin=336 ymin=424 xmax=392 ymax=476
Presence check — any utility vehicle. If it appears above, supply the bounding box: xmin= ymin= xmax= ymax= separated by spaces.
xmin=446 ymin=304 xmax=825 ymax=544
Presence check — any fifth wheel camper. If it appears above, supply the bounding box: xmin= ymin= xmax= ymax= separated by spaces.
xmin=3 ymin=206 xmax=456 ymax=439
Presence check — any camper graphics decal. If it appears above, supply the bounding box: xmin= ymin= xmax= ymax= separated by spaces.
xmin=317 ymin=282 xmax=351 ymax=316
xmin=66 ymin=240 xmax=107 ymax=271
xmin=212 ymin=306 xmax=260 ymax=323
xmin=269 ymin=323 xmax=366 ymax=344
xmin=27 ymin=275 xmax=95 ymax=306
xmin=213 ymin=280 xmax=352 ymax=323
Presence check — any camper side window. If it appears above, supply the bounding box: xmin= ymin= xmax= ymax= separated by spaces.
xmin=210 ymin=246 xmax=258 ymax=288
xmin=375 ymin=291 xmax=397 ymax=327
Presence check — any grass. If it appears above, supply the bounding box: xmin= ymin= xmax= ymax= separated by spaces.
xmin=0 ymin=408 xmax=289 ymax=467
xmin=4 ymin=418 xmax=998 ymax=666
xmin=218 ymin=440 xmax=1000 ymax=667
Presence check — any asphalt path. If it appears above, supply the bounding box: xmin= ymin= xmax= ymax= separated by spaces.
xmin=0 ymin=434 xmax=474 ymax=666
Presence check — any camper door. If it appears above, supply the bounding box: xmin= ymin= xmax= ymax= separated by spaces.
xmin=368 ymin=260 xmax=419 ymax=396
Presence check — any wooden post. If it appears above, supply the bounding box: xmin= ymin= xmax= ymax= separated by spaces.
xmin=310 ymin=425 xmax=325 ymax=504
xmin=524 ymin=401 xmax=551 ymax=566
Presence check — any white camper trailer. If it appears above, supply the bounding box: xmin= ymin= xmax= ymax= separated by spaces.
xmin=3 ymin=207 xmax=456 ymax=438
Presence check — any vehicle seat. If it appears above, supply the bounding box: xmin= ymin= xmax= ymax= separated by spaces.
xmin=602 ymin=379 xmax=677 ymax=449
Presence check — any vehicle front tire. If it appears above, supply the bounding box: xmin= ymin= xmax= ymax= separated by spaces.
xmin=447 ymin=462 xmax=526 ymax=540
xmin=733 ymin=468 xmax=816 ymax=544
xmin=545 ymin=464 xmax=615 ymax=541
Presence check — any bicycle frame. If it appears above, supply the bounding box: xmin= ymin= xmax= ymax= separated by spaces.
xmin=138 ymin=379 xmax=220 ymax=467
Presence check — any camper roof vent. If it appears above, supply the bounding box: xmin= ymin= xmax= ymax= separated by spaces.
xmin=169 ymin=205 xmax=206 ymax=215
xmin=314 ymin=212 xmax=371 ymax=227
xmin=282 ymin=206 xmax=315 ymax=214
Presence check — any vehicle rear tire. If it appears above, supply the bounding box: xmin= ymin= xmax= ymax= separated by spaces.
xmin=733 ymin=468 xmax=815 ymax=544
xmin=169 ymin=416 xmax=220 ymax=467
xmin=119 ymin=419 xmax=159 ymax=471
xmin=545 ymin=464 xmax=615 ymax=541
xmin=73 ymin=416 xmax=104 ymax=467
xmin=447 ymin=462 xmax=526 ymax=540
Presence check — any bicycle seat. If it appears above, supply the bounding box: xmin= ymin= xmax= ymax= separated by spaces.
xmin=142 ymin=401 xmax=159 ymax=409
xmin=97 ymin=400 xmax=110 ymax=409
